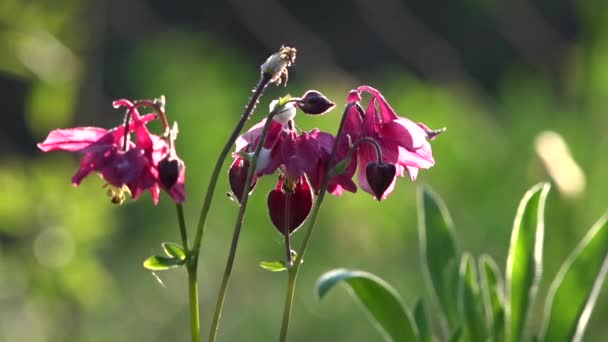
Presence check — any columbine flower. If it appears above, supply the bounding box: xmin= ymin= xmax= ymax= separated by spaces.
xmin=228 ymin=92 xmax=355 ymax=239
xmin=38 ymin=98 xmax=186 ymax=204
xmin=344 ymin=85 xmax=444 ymax=200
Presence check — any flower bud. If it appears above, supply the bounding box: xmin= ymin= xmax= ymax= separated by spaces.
xmin=365 ymin=162 xmax=396 ymax=201
xmin=296 ymin=90 xmax=335 ymax=115
xmin=158 ymin=154 xmax=184 ymax=190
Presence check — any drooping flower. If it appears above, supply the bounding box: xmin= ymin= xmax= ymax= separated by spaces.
xmin=228 ymin=92 xmax=355 ymax=239
xmin=38 ymin=98 xmax=186 ymax=204
xmin=344 ymin=85 xmax=444 ymax=200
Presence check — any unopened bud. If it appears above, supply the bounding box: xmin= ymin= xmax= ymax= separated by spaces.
xmin=261 ymin=46 xmax=297 ymax=86
xmin=296 ymin=90 xmax=335 ymax=115
xmin=365 ymin=162 xmax=396 ymax=201
xmin=158 ymin=154 xmax=184 ymax=189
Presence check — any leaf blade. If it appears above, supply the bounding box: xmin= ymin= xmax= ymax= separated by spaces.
xmin=413 ymin=298 xmax=432 ymax=342
xmin=505 ymin=183 xmax=550 ymax=342
xmin=161 ymin=242 xmax=186 ymax=260
xmin=316 ymin=269 xmax=417 ymax=341
xmin=417 ymin=186 xmax=459 ymax=327
xmin=541 ymin=214 xmax=608 ymax=341
xmin=143 ymin=255 xmax=184 ymax=271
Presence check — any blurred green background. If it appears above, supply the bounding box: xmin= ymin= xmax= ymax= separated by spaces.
xmin=1 ymin=0 xmax=607 ymax=341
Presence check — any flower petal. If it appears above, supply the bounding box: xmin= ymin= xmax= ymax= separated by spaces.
xmin=38 ymin=127 xmax=110 ymax=152
xmin=267 ymin=176 xmax=313 ymax=236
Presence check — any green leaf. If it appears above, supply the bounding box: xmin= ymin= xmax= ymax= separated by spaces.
xmin=417 ymin=186 xmax=459 ymax=327
xmin=458 ymin=253 xmax=487 ymax=342
xmin=505 ymin=183 xmax=550 ymax=342
xmin=413 ymin=298 xmax=432 ymax=342
xmin=143 ymin=255 xmax=184 ymax=271
xmin=541 ymin=213 xmax=608 ymax=341
xmin=479 ymin=255 xmax=505 ymax=342
xmin=259 ymin=260 xmax=288 ymax=272
xmin=448 ymin=325 xmax=462 ymax=342
xmin=316 ymin=269 xmax=417 ymax=341
xmin=161 ymin=242 xmax=186 ymax=260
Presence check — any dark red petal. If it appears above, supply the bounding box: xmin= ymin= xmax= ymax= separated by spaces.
xmin=100 ymin=148 xmax=147 ymax=187
xmin=158 ymin=154 xmax=184 ymax=190
xmin=267 ymin=176 xmax=313 ymax=236
xmin=229 ymin=157 xmax=257 ymax=203
xmin=365 ymin=162 xmax=397 ymax=201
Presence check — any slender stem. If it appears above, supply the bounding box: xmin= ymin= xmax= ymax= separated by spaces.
xmin=176 ymin=204 xmax=189 ymax=250
xmin=175 ymin=204 xmax=199 ymax=342
xmin=352 ymin=136 xmax=384 ymax=163
xmin=122 ymin=109 xmax=132 ymax=151
xmin=279 ymin=270 xmax=297 ymax=342
xmin=209 ymin=110 xmax=278 ymax=342
xmin=278 ymin=103 xmax=356 ymax=341
xmin=284 ymin=192 xmax=293 ymax=267
xmin=190 ymin=73 xmax=272 ymax=269
xmin=187 ymin=269 xmax=200 ymax=342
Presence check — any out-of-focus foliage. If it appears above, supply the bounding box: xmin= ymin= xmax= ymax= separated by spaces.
xmin=317 ymin=185 xmax=608 ymax=342
xmin=1 ymin=0 xmax=607 ymax=341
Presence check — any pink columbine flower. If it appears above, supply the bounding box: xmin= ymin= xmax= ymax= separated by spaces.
xmin=38 ymin=99 xmax=186 ymax=204
xmin=228 ymin=94 xmax=355 ymax=237
xmin=344 ymin=85 xmax=444 ymax=200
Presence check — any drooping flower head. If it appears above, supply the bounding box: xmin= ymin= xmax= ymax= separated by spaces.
xmin=228 ymin=92 xmax=356 ymax=242
xmin=38 ymin=97 xmax=186 ymax=204
xmin=344 ymin=85 xmax=444 ymax=200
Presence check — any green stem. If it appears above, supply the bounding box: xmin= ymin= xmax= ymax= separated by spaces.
xmin=187 ymin=268 xmax=200 ymax=342
xmin=190 ymin=73 xmax=271 ymax=269
xmin=209 ymin=110 xmax=278 ymax=342
xmin=278 ymin=103 xmax=356 ymax=341
xmin=176 ymin=204 xmax=189 ymax=250
xmin=176 ymin=204 xmax=199 ymax=342
xmin=279 ymin=270 xmax=297 ymax=342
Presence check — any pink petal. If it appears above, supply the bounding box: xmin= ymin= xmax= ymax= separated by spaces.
xmin=381 ymin=118 xmax=428 ymax=150
xmin=357 ymin=85 xmax=399 ymax=122
xmin=38 ymin=127 xmax=109 ymax=152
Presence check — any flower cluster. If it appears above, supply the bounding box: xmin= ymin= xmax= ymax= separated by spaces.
xmin=229 ymin=86 xmax=444 ymax=240
xmin=38 ymin=98 xmax=186 ymax=204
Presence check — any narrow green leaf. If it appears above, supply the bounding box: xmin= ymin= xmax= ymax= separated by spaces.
xmin=417 ymin=186 xmax=459 ymax=327
xmin=259 ymin=260 xmax=288 ymax=272
xmin=505 ymin=183 xmax=550 ymax=342
xmin=458 ymin=253 xmax=487 ymax=342
xmin=161 ymin=242 xmax=186 ymax=260
xmin=541 ymin=213 xmax=608 ymax=342
xmin=413 ymin=298 xmax=432 ymax=342
xmin=143 ymin=255 xmax=184 ymax=271
xmin=316 ymin=269 xmax=418 ymax=341
xmin=448 ymin=325 xmax=462 ymax=342
xmin=479 ymin=254 xmax=505 ymax=341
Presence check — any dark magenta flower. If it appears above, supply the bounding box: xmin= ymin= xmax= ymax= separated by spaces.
xmin=344 ymin=85 xmax=443 ymax=200
xmin=228 ymin=96 xmax=355 ymax=240
xmin=38 ymin=98 xmax=186 ymax=204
